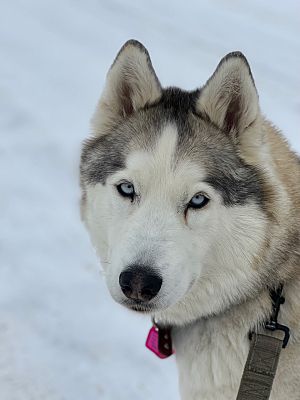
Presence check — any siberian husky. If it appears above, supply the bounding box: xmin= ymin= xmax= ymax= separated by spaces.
xmin=80 ymin=40 xmax=300 ymax=399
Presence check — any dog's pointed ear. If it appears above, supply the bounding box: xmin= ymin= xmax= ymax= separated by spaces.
xmin=92 ymin=40 xmax=162 ymax=134
xmin=196 ymin=52 xmax=259 ymax=138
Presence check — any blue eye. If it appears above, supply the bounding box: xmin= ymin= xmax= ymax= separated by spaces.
xmin=188 ymin=193 xmax=210 ymax=209
xmin=116 ymin=182 xmax=135 ymax=200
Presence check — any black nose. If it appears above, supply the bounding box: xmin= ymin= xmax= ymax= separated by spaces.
xmin=119 ymin=267 xmax=162 ymax=302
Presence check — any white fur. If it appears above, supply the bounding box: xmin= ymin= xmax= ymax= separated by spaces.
xmin=173 ymin=277 xmax=300 ymax=400
xmin=84 ymin=123 xmax=266 ymax=314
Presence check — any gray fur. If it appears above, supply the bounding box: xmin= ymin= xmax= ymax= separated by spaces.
xmin=81 ymin=86 xmax=266 ymax=207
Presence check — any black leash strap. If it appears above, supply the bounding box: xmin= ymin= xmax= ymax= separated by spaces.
xmin=236 ymin=285 xmax=290 ymax=400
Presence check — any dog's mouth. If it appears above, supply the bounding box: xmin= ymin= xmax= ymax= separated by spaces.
xmin=122 ymin=299 xmax=154 ymax=313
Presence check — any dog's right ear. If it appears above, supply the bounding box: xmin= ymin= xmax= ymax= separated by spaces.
xmin=92 ymin=40 xmax=162 ymax=135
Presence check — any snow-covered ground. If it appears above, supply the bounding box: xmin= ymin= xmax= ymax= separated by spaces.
xmin=0 ymin=1 xmax=299 ymax=399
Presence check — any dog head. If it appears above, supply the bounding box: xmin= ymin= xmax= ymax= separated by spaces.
xmin=80 ymin=40 xmax=274 ymax=325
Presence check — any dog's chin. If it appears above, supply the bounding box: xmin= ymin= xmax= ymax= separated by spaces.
xmin=121 ymin=300 xmax=157 ymax=314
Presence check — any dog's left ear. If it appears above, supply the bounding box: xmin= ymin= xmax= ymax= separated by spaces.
xmin=92 ymin=40 xmax=162 ymax=135
xmin=196 ymin=52 xmax=259 ymax=138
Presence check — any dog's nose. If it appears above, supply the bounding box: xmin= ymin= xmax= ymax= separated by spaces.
xmin=119 ymin=267 xmax=162 ymax=302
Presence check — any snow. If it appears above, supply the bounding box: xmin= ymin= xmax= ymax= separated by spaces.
xmin=0 ymin=0 xmax=299 ymax=399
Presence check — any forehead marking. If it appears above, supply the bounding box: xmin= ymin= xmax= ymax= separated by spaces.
xmin=126 ymin=123 xmax=179 ymax=174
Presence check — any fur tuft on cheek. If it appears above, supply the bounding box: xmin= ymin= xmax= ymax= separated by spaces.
xmin=155 ymin=203 xmax=268 ymax=325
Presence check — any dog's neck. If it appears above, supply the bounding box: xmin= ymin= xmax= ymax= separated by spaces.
xmin=155 ymin=282 xmax=275 ymax=332
xmin=158 ymin=279 xmax=298 ymax=344
xmin=170 ymin=280 xmax=300 ymax=400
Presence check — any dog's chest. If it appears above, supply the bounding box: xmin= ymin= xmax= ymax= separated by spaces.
xmin=172 ymin=320 xmax=249 ymax=400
